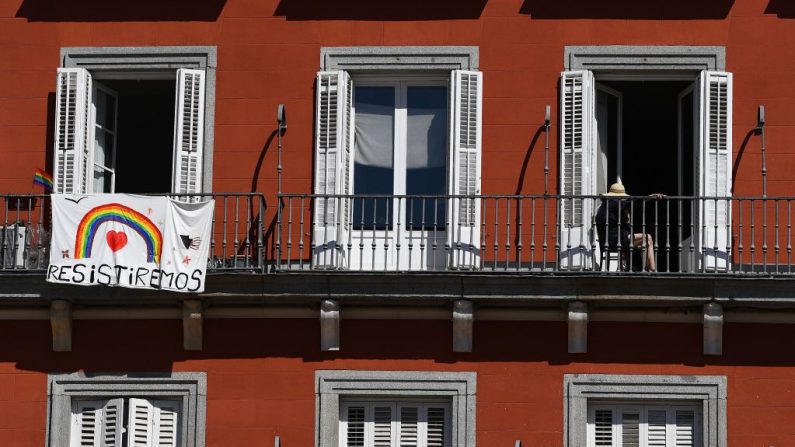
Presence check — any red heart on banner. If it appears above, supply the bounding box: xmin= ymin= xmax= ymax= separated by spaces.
xmin=106 ymin=230 xmax=128 ymax=252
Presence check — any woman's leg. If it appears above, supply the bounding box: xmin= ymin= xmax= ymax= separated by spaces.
xmin=632 ymin=233 xmax=656 ymax=271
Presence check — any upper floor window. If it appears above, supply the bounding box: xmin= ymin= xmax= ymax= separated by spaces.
xmin=341 ymin=400 xmax=451 ymax=447
xmin=557 ymin=47 xmax=732 ymax=273
xmin=588 ymin=403 xmax=701 ymax=447
xmin=312 ymin=47 xmax=481 ymax=271
xmin=53 ymin=47 xmax=215 ymax=196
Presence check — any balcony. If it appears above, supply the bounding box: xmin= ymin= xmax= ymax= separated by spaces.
xmin=275 ymin=194 xmax=795 ymax=276
xmin=1 ymin=192 xmax=793 ymax=277
xmin=0 ymin=193 xmax=266 ymax=273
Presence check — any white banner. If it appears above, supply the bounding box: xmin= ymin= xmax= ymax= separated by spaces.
xmin=47 ymin=194 xmax=214 ymax=293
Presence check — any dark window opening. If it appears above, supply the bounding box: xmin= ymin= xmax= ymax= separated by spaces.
xmin=101 ymin=79 xmax=176 ymax=194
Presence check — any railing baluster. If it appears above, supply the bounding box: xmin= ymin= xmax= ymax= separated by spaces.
xmin=517 ymin=197 xmax=523 ymax=272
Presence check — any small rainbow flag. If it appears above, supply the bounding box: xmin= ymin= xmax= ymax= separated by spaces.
xmin=33 ymin=168 xmax=53 ymax=191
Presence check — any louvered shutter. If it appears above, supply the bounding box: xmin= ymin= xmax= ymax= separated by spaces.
xmin=559 ymin=70 xmax=597 ymax=271
xmin=696 ymin=71 xmax=733 ymax=271
xmin=447 ymin=70 xmax=483 ymax=269
xmin=674 ymin=410 xmax=696 ymax=447
xmin=54 ymin=68 xmax=93 ymax=194
xmin=70 ymin=399 xmax=123 ymax=447
xmin=172 ymin=68 xmax=206 ymax=198
xmin=399 ymin=405 xmax=420 ymax=447
xmin=646 ymin=410 xmax=668 ymax=446
xmin=127 ymin=398 xmax=154 ymax=447
xmin=372 ymin=405 xmax=394 ymax=447
xmin=344 ymin=405 xmax=366 ymax=447
xmin=152 ymin=400 xmax=180 ymax=447
xmin=593 ymin=408 xmax=614 ymax=446
xmin=425 ymin=406 xmax=447 ymax=447
xmin=313 ymin=70 xmax=353 ymax=269
xmin=621 ymin=411 xmax=640 ymax=447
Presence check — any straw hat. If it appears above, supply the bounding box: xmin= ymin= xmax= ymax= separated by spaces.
xmin=603 ymin=178 xmax=628 ymax=197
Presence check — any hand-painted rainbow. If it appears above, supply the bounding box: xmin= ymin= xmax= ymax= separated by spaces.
xmin=74 ymin=203 xmax=162 ymax=263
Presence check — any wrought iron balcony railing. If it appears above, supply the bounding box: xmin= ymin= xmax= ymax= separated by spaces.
xmin=275 ymin=194 xmax=795 ymax=275
xmin=3 ymin=192 xmax=794 ymax=276
xmin=0 ymin=193 xmax=266 ymax=273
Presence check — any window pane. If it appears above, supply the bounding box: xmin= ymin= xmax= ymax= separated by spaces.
xmin=346 ymin=406 xmax=365 ymax=447
xmin=354 ymin=86 xmax=395 ymax=230
xmin=621 ymin=411 xmax=639 ymax=447
xmin=93 ymin=130 xmax=114 ymax=193
xmin=406 ymin=86 xmax=447 ymax=228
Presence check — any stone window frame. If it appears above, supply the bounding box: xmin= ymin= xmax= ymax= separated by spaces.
xmin=320 ymin=46 xmax=478 ymax=72
xmin=46 ymin=372 xmax=207 ymax=447
xmin=563 ymin=374 xmax=727 ymax=447
xmin=60 ymin=46 xmax=217 ymax=192
xmin=315 ymin=370 xmax=476 ymax=447
xmin=564 ymin=45 xmax=726 ymax=73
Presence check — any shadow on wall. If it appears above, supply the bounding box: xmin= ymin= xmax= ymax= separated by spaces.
xmin=16 ymin=0 xmax=226 ymax=21
xmin=766 ymin=0 xmax=795 ymax=17
xmin=274 ymin=0 xmax=487 ymax=20
xmin=520 ymin=0 xmax=734 ymax=19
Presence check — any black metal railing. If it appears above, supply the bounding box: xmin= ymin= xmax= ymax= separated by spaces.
xmin=0 ymin=193 xmax=266 ymax=273
xmin=275 ymin=193 xmax=795 ymax=275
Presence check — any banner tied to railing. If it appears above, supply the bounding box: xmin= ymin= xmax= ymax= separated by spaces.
xmin=47 ymin=194 xmax=214 ymax=293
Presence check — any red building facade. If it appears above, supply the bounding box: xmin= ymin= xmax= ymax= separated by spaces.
xmin=1 ymin=0 xmax=795 ymax=446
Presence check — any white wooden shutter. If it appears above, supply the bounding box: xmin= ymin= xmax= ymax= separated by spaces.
xmin=70 ymin=399 xmax=123 ymax=447
xmin=313 ymin=70 xmax=353 ymax=269
xmin=343 ymin=404 xmax=366 ymax=447
xmin=172 ymin=68 xmax=206 ymax=197
xmin=674 ymin=410 xmax=696 ymax=447
xmin=646 ymin=410 xmax=667 ymax=446
xmin=372 ymin=405 xmax=394 ymax=447
xmin=127 ymin=398 xmax=154 ymax=447
xmin=447 ymin=70 xmax=483 ymax=269
xmin=621 ymin=410 xmax=640 ymax=447
xmin=696 ymin=71 xmax=733 ymax=271
xmin=54 ymin=68 xmax=93 ymax=194
xmin=425 ymin=406 xmax=447 ymax=447
xmin=559 ymin=70 xmax=596 ymax=270
xmin=152 ymin=400 xmax=180 ymax=447
xmin=126 ymin=398 xmax=181 ymax=447
xmin=399 ymin=405 xmax=420 ymax=446
xmin=593 ymin=408 xmax=614 ymax=446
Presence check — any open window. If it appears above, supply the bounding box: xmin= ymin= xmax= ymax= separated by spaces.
xmin=558 ymin=69 xmax=733 ymax=272
xmin=53 ymin=52 xmax=210 ymax=197
xmin=312 ymin=69 xmax=482 ymax=271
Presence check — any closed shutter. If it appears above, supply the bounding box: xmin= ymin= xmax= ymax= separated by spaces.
xmin=425 ymin=406 xmax=447 ymax=447
xmin=341 ymin=401 xmax=449 ymax=447
xmin=696 ymin=71 xmax=733 ymax=271
xmin=54 ymin=68 xmax=93 ymax=194
xmin=70 ymin=399 xmax=123 ymax=447
xmin=593 ymin=408 xmax=614 ymax=446
xmin=344 ymin=405 xmax=366 ymax=447
xmin=674 ymin=410 xmax=696 ymax=447
xmin=559 ymin=70 xmax=596 ymax=270
xmin=372 ymin=406 xmax=393 ymax=447
xmin=447 ymin=70 xmax=482 ymax=269
xmin=646 ymin=410 xmax=667 ymax=446
xmin=313 ymin=70 xmax=353 ymax=269
xmin=172 ymin=68 xmax=206 ymax=197
xmin=399 ymin=405 xmax=420 ymax=446
xmin=589 ymin=405 xmax=701 ymax=447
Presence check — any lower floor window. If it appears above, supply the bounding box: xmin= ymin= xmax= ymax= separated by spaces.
xmin=72 ymin=398 xmax=181 ymax=447
xmin=47 ymin=372 xmax=205 ymax=447
xmin=341 ymin=400 xmax=450 ymax=447
xmin=588 ymin=404 xmax=701 ymax=447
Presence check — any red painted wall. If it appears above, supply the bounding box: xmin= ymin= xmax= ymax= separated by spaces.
xmin=0 ymin=0 xmax=793 ymax=197
xmin=0 ymin=319 xmax=794 ymax=446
